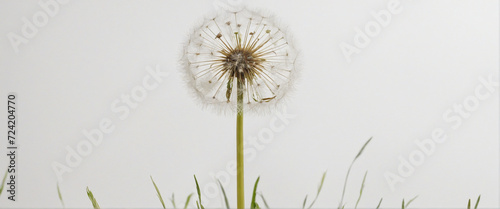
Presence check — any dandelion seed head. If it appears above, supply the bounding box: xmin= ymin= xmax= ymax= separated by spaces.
xmin=181 ymin=8 xmax=299 ymax=114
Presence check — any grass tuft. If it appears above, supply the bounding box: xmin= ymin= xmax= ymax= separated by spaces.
xmin=184 ymin=193 xmax=194 ymax=209
xmin=68 ymin=134 xmax=485 ymax=209
xmin=406 ymin=195 xmax=418 ymax=208
xmin=217 ymin=179 xmax=230 ymax=209
xmin=150 ymin=176 xmax=167 ymax=209
xmin=171 ymin=193 xmax=177 ymax=209
xmin=354 ymin=171 xmax=368 ymax=209
xmin=194 ymin=175 xmax=204 ymax=209
xmin=57 ymin=183 xmax=65 ymax=208
xmin=338 ymin=137 xmax=372 ymax=209
xmin=86 ymin=187 xmax=100 ymax=209
xmin=302 ymin=195 xmax=308 ymax=209
xmin=474 ymin=195 xmax=481 ymax=209
xmin=376 ymin=198 xmax=383 ymax=209
xmin=250 ymin=176 xmax=261 ymax=209
xmin=403 ymin=195 xmax=418 ymax=209
xmin=306 ymin=171 xmax=327 ymax=209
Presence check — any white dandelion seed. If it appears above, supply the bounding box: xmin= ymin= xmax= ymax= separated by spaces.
xmin=181 ymin=8 xmax=299 ymax=114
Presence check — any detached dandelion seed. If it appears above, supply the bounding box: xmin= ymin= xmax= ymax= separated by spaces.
xmin=181 ymin=8 xmax=299 ymax=209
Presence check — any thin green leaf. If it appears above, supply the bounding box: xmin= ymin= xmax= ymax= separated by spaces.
xmin=184 ymin=193 xmax=194 ymax=209
xmin=354 ymin=171 xmax=368 ymax=209
xmin=196 ymin=201 xmax=200 ymax=209
xmin=307 ymin=171 xmax=327 ymax=209
xmin=57 ymin=183 xmax=65 ymax=208
xmin=376 ymin=198 xmax=383 ymax=209
xmin=194 ymin=175 xmax=204 ymax=209
xmin=338 ymin=137 xmax=373 ymax=209
xmin=354 ymin=137 xmax=373 ymax=160
xmin=217 ymin=180 xmax=230 ymax=209
xmin=402 ymin=199 xmax=405 ymax=209
xmin=250 ymin=176 xmax=261 ymax=209
xmin=171 ymin=193 xmax=177 ymax=209
xmin=404 ymin=195 xmax=418 ymax=208
xmin=468 ymin=199 xmax=471 ymax=209
xmin=86 ymin=187 xmax=100 ymax=209
xmin=259 ymin=193 xmax=270 ymax=209
xmin=302 ymin=195 xmax=308 ymax=209
xmin=474 ymin=195 xmax=481 ymax=209
xmin=0 ymin=170 xmax=8 ymax=197
xmin=150 ymin=176 xmax=166 ymax=209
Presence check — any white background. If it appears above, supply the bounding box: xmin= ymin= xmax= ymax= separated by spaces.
xmin=0 ymin=0 xmax=498 ymax=208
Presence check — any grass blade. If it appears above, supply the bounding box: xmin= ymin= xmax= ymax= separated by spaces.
xmin=150 ymin=176 xmax=167 ymax=209
xmin=302 ymin=195 xmax=308 ymax=209
xmin=307 ymin=171 xmax=327 ymax=209
xmin=184 ymin=193 xmax=194 ymax=209
xmin=402 ymin=199 xmax=405 ymax=209
xmin=217 ymin=179 xmax=230 ymax=209
xmin=355 ymin=137 xmax=373 ymax=160
xmin=171 ymin=193 xmax=177 ymax=209
xmin=404 ymin=195 xmax=418 ymax=208
xmin=86 ymin=187 xmax=100 ymax=209
xmin=468 ymin=199 xmax=471 ymax=209
xmin=376 ymin=198 xmax=383 ymax=209
xmin=474 ymin=195 xmax=481 ymax=209
xmin=57 ymin=183 xmax=65 ymax=208
xmin=259 ymin=193 xmax=270 ymax=209
xmin=194 ymin=175 xmax=204 ymax=209
xmin=0 ymin=169 xmax=8 ymax=197
xmin=250 ymin=176 xmax=261 ymax=209
xmin=354 ymin=171 xmax=368 ymax=209
xmin=338 ymin=137 xmax=372 ymax=209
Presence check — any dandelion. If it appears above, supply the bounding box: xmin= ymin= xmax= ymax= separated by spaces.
xmin=181 ymin=8 xmax=299 ymax=208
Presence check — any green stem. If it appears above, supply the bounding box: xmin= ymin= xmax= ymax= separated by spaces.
xmin=236 ymin=80 xmax=245 ymax=209
xmin=338 ymin=162 xmax=354 ymax=209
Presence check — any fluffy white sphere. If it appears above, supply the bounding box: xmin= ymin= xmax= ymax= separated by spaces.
xmin=181 ymin=8 xmax=299 ymax=114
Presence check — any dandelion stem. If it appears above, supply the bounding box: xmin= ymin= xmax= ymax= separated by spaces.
xmin=236 ymin=79 xmax=245 ymax=209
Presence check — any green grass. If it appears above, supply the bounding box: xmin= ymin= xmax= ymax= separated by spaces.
xmin=151 ymin=176 xmax=166 ymax=209
xmin=376 ymin=198 xmax=383 ymax=209
xmin=86 ymin=187 xmax=100 ymax=209
xmin=354 ymin=171 xmax=367 ymax=209
xmin=259 ymin=193 xmax=270 ymax=209
xmin=468 ymin=195 xmax=481 ymax=209
xmin=338 ymin=137 xmax=372 ymax=209
xmin=0 ymin=170 xmax=8 ymax=197
xmin=68 ymin=136 xmax=484 ymax=209
xmin=303 ymin=171 xmax=327 ymax=209
xmin=57 ymin=183 xmax=65 ymax=208
xmin=218 ymin=179 xmax=230 ymax=209
xmin=250 ymin=176 xmax=261 ymax=209
xmin=194 ymin=175 xmax=205 ymax=209
xmin=402 ymin=195 xmax=418 ymax=209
